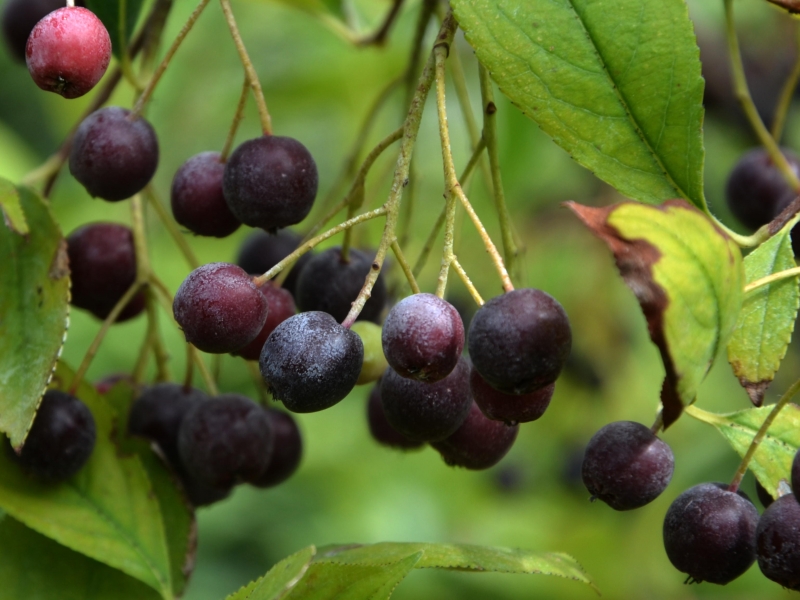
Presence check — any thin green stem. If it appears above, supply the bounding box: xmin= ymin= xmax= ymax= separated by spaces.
xmin=744 ymin=265 xmax=800 ymax=293
xmin=457 ymin=190 xmax=514 ymax=292
xmin=245 ymin=361 xmax=269 ymax=405
xmin=451 ymin=257 xmax=483 ymax=306
xmin=183 ymin=342 xmax=195 ymax=390
xmin=132 ymin=325 xmax=155 ymax=385
xmin=772 ymin=26 xmax=800 ymax=143
xmin=391 ymin=240 xmax=420 ymax=293
xmin=130 ymin=194 xmax=151 ymax=278
xmin=146 ymin=186 xmax=200 ymax=269
xmin=724 ymin=0 xmax=800 ymax=191
xmin=221 ymin=76 xmax=250 ymax=161
xmin=220 ymin=0 xmax=272 ymax=135
xmin=728 ymin=377 xmax=800 ymax=493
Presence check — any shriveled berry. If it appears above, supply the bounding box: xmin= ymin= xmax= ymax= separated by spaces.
xmin=171 ymin=151 xmax=240 ymax=238
xmin=173 ymin=263 xmax=268 ymax=354
xmin=756 ymin=493 xmax=800 ymax=590
xmin=67 ymin=222 xmax=145 ymax=321
xmin=295 ymin=247 xmax=387 ymax=323
xmin=10 ymin=389 xmax=96 ymax=482
xmin=366 ymin=382 xmax=424 ymax=451
xmin=2 ymin=0 xmax=67 ymax=62
xmin=468 ymin=288 xmax=571 ymax=394
xmin=69 ymin=106 xmax=159 ymax=201
xmin=470 ymin=367 xmax=553 ymax=424
xmin=236 ymin=229 xmax=312 ymax=297
xmin=432 ymin=401 xmax=519 ymax=470
xmin=259 ymin=311 xmax=363 ymax=413
xmin=232 ymin=283 xmax=296 ymax=361
xmin=582 ymin=421 xmax=674 ymax=511
xmin=223 ymin=135 xmax=318 ymax=231
xmin=251 ymin=408 xmax=302 ymax=488
xmin=382 ymin=293 xmax=464 ymax=382
xmin=25 ymin=6 xmax=110 ymax=98
xmin=178 ymin=394 xmax=274 ymax=489
xmin=380 ymin=357 xmax=472 ymax=442
xmin=663 ymin=482 xmax=758 ymax=584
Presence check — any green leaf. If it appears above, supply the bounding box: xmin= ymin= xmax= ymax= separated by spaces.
xmin=0 ymin=178 xmax=28 ymax=234
xmin=0 ymin=184 xmax=69 ymax=448
xmin=225 ymin=546 xmax=315 ymax=600
xmin=727 ymin=221 xmax=799 ymax=405
xmin=0 ymin=362 xmax=175 ymax=599
xmin=0 ymin=516 xmax=161 ymax=600
xmin=686 ymin=404 xmax=800 ymax=500
xmin=451 ymin=0 xmax=706 ymax=208
xmin=568 ymin=200 xmax=744 ymax=426
xmin=86 ymin=0 xmax=145 ymax=59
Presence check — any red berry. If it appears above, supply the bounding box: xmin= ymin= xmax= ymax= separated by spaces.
xmin=25 ymin=6 xmax=110 ymax=99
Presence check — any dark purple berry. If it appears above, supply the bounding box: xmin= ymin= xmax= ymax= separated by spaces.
xmin=10 ymin=389 xmax=95 ymax=482
xmin=232 ymin=283 xmax=296 ymax=361
xmin=178 ymin=394 xmax=274 ymax=489
xmin=432 ymin=401 xmax=518 ymax=470
xmin=69 ymin=106 xmax=159 ymax=201
xmin=235 ymin=229 xmax=312 ymax=297
xmin=171 ymin=151 xmax=240 ymax=238
xmin=173 ymin=263 xmax=268 ymax=354
xmin=382 ymin=293 xmax=464 ymax=382
xmin=725 ymin=147 xmax=800 ymax=230
xmin=792 ymin=447 xmax=800 ymax=505
xmin=366 ymin=382 xmax=424 ymax=451
xmin=663 ymin=482 xmax=758 ymax=584
xmin=470 ymin=367 xmax=553 ymax=424
xmin=223 ymin=135 xmax=318 ymax=231
xmin=251 ymin=408 xmax=302 ymax=488
xmin=295 ymin=247 xmax=387 ymax=324
xmin=380 ymin=357 xmax=472 ymax=442
xmin=756 ymin=493 xmax=800 ymax=590
xmin=25 ymin=6 xmax=110 ymax=98
xmin=67 ymin=222 xmax=145 ymax=321
xmin=468 ymin=288 xmax=571 ymax=395
xmin=2 ymin=0 xmax=69 ymax=62
xmin=581 ymin=421 xmax=674 ymax=511
xmin=259 ymin=311 xmax=363 ymax=413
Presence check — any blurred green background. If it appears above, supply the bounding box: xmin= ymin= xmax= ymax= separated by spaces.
xmin=2 ymin=0 xmax=800 ymax=598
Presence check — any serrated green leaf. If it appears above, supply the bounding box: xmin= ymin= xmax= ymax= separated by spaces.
xmin=86 ymin=0 xmax=145 ymax=60
xmin=686 ymin=404 xmax=800 ymax=500
xmin=569 ymin=200 xmax=744 ymax=426
xmin=0 ymin=178 xmax=28 ymax=234
xmin=451 ymin=0 xmax=706 ymax=208
xmin=0 ymin=184 xmax=69 ymax=448
xmin=0 ymin=516 xmax=161 ymax=600
xmin=0 ymin=362 xmax=175 ymax=599
xmin=727 ymin=222 xmax=799 ymax=406
xmin=225 ymin=546 xmax=315 ymax=600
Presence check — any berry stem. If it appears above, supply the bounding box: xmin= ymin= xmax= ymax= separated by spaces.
xmin=220 ymin=76 xmax=250 ymax=162
xmin=724 ymin=0 xmax=800 ymax=192
xmin=771 ymin=26 xmax=800 ymax=143
xmin=132 ymin=0 xmax=212 ymax=118
xmin=219 ymin=0 xmax=272 ymax=135
xmin=744 ymin=265 xmax=800 ymax=293
xmin=391 ymin=240 xmax=420 ymax=293
xmin=147 ymin=291 xmax=171 ymax=383
xmin=479 ymin=63 xmax=519 ymax=277
xmin=145 ymin=186 xmax=200 ymax=269
xmin=452 ymin=257 xmax=484 ymax=306
xmin=245 ymin=361 xmax=270 ymax=405
xmin=132 ymin=324 xmax=154 ymax=386
xmin=66 ymin=0 xmax=74 ymax=7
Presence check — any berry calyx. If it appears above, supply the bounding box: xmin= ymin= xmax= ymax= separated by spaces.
xmin=25 ymin=6 xmax=110 ymax=98
xmin=223 ymin=135 xmax=318 ymax=231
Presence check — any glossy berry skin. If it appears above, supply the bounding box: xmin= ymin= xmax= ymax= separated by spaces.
xmin=173 ymin=263 xmax=268 ymax=354
xmin=69 ymin=106 xmax=159 ymax=201
xmin=25 ymin=6 xmax=110 ymax=98
xmin=581 ymin=421 xmax=674 ymax=511
xmin=1 ymin=0 xmax=67 ymax=62
xmin=382 ymin=293 xmax=464 ymax=383
xmin=259 ymin=311 xmax=364 ymax=413
xmin=663 ymin=482 xmax=758 ymax=584
xmin=171 ymin=152 xmax=240 ymax=238
xmin=366 ymin=383 xmax=424 ymax=451
xmin=756 ymin=494 xmax=800 ymax=590
xmin=295 ymin=247 xmax=387 ymax=324
xmin=223 ymin=135 xmax=318 ymax=231
xmin=470 ymin=367 xmax=553 ymax=424
xmin=380 ymin=357 xmax=472 ymax=442
xmin=67 ymin=222 xmax=145 ymax=321
xmin=236 ymin=229 xmax=312 ymax=297
xmin=432 ymin=401 xmax=519 ymax=470
xmin=252 ymin=408 xmax=302 ymax=488
xmin=725 ymin=147 xmax=800 ymax=230
xmin=10 ymin=390 xmax=96 ymax=483
xmin=178 ymin=394 xmax=274 ymax=489
xmin=232 ymin=283 xmax=296 ymax=361
xmin=468 ymin=288 xmax=571 ymax=395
